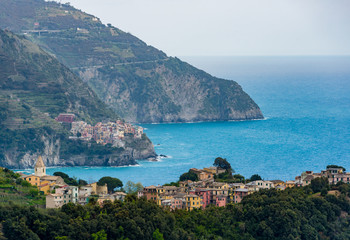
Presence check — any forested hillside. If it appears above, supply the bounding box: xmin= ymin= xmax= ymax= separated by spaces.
xmin=0 ymin=172 xmax=349 ymax=239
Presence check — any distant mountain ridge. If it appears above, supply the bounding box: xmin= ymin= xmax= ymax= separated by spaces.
xmin=0 ymin=28 xmax=155 ymax=169
xmin=0 ymin=0 xmax=264 ymax=123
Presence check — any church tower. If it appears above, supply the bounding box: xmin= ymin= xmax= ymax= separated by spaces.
xmin=34 ymin=155 xmax=46 ymax=177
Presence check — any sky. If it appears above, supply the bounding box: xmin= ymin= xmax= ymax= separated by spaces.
xmin=65 ymin=0 xmax=350 ymax=57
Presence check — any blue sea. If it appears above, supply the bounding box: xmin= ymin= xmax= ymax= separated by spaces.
xmin=21 ymin=56 xmax=350 ymax=186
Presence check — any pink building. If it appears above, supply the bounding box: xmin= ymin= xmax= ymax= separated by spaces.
xmin=190 ymin=188 xmax=212 ymax=209
xmin=55 ymin=114 xmax=75 ymax=123
xmin=170 ymin=198 xmax=184 ymax=210
xmin=215 ymin=195 xmax=227 ymax=207
xmin=234 ymin=188 xmax=249 ymax=203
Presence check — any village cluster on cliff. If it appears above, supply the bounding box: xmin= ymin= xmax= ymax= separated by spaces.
xmin=56 ymin=113 xmax=144 ymax=146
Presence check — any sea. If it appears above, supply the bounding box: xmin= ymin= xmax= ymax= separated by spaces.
xmin=20 ymin=56 xmax=350 ymax=186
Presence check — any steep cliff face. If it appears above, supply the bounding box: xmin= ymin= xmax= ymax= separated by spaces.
xmin=0 ymin=0 xmax=264 ymax=123
xmin=1 ymin=133 xmax=156 ymax=169
xmin=0 ymin=28 xmax=156 ymax=169
xmin=82 ymin=58 xmax=263 ymax=123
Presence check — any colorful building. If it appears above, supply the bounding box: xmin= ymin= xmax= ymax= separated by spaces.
xmin=184 ymin=194 xmax=201 ymax=211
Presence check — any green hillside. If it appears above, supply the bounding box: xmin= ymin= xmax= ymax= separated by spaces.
xmin=0 ymin=29 xmax=117 ymax=124
xmin=0 ymin=178 xmax=349 ymax=239
xmin=0 ymin=0 xmax=263 ymax=123
xmin=0 ymin=168 xmax=45 ymax=207
xmin=0 ymin=29 xmax=155 ymax=169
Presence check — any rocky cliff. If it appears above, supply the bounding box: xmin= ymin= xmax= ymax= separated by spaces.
xmin=0 ymin=28 xmax=156 ymax=169
xmin=0 ymin=0 xmax=264 ymax=123
xmin=1 ymin=133 xmax=156 ymax=169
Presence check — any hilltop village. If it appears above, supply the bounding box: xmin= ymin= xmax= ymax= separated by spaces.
xmin=17 ymin=157 xmax=350 ymax=210
xmin=20 ymin=156 xmax=126 ymax=208
xmin=56 ymin=113 xmax=144 ymax=146
xmin=139 ymin=165 xmax=350 ymax=210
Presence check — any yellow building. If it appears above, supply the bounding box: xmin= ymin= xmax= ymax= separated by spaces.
xmin=285 ymin=181 xmax=296 ymax=188
xmin=23 ymin=156 xmax=65 ymax=195
xmin=228 ymin=183 xmax=245 ymax=202
xmin=185 ymin=194 xmax=201 ymax=211
xmin=271 ymin=180 xmax=285 ymax=187
xmin=87 ymin=182 xmax=108 ymax=195
xmin=38 ymin=181 xmax=57 ymax=195
xmin=22 ymin=175 xmax=40 ymax=187
xmin=157 ymin=194 xmax=174 ymax=206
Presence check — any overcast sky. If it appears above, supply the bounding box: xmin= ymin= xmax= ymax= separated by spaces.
xmin=65 ymin=0 xmax=350 ymax=57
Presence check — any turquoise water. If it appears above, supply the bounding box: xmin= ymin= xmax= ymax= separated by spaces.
xmin=22 ymin=56 xmax=350 ymax=186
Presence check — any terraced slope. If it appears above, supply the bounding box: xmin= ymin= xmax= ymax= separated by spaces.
xmin=0 ymin=0 xmax=263 ymax=123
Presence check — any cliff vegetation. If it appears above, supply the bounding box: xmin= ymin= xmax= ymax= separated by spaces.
xmin=0 ymin=0 xmax=264 ymax=123
xmin=0 ymin=168 xmax=350 ymax=239
xmin=0 ymin=29 xmax=155 ymax=168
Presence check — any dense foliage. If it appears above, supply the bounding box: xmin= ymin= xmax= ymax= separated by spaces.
xmin=327 ymin=165 xmax=346 ymax=171
xmin=250 ymin=174 xmax=262 ymax=181
xmin=53 ymin=172 xmax=88 ymax=186
xmin=179 ymin=171 xmax=198 ymax=182
xmin=0 ymin=168 xmax=45 ymax=206
xmin=0 ymin=184 xmax=349 ymax=239
xmin=213 ymin=157 xmax=232 ymax=171
xmin=124 ymin=181 xmax=144 ymax=195
xmin=1 ymin=168 xmax=350 ymax=239
xmin=97 ymin=177 xmax=123 ymax=193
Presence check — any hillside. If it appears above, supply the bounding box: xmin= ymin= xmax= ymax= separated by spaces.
xmin=0 ymin=0 xmax=264 ymax=123
xmin=0 ymin=29 xmax=155 ymax=169
xmin=0 ymin=172 xmax=349 ymax=239
xmin=0 ymin=168 xmax=45 ymax=207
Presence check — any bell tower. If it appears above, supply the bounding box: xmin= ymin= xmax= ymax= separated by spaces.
xmin=34 ymin=155 xmax=46 ymax=177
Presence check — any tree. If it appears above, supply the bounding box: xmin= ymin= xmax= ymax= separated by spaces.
xmin=78 ymin=179 xmax=88 ymax=186
xmin=98 ymin=176 xmax=123 ymax=193
xmin=233 ymin=174 xmax=245 ymax=182
xmin=213 ymin=157 xmax=232 ymax=171
xmin=54 ymin=172 xmax=78 ymax=186
xmin=53 ymin=172 xmax=69 ymax=179
xmin=125 ymin=181 xmax=144 ymax=194
xmin=179 ymin=171 xmax=198 ymax=181
xmin=91 ymin=230 xmax=107 ymax=240
xmin=326 ymin=165 xmax=346 ymax=172
xmin=250 ymin=174 xmax=262 ymax=181
xmin=152 ymin=229 xmax=164 ymax=240
xmin=29 ymin=188 xmax=39 ymax=197
xmin=310 ymin=177 xmax=329 ymax=193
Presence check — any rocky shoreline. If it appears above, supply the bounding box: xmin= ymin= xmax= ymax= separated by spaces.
xmin=1 ymin=135 xmax=157 ymax=169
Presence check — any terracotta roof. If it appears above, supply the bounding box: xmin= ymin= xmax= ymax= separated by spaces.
xmin=35 ymin=156 xmax=45 ymax=168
